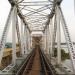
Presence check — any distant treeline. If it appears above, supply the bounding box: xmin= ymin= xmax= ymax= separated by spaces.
xmin=54 ymin=48 xmax=70 ymax=60
xmin=55 ymin=42 xmax=75 ymax=45
xmin=5 ymin=42 xmax=19 ymax=48
xmin=5 ymin=42 xmax=75 ymax=48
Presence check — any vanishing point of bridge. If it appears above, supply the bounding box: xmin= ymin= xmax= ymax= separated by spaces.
xmin=0 ymin=0 xmax=75 ymax=75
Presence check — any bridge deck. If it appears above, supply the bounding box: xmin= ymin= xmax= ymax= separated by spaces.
xmin=22 ymin=46 xmax=41 ymax=75
xmin=16 ymin=46 xmax=56 ymax=75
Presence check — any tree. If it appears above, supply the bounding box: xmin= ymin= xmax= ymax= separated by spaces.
xmin=54 ymin=48 xmax=70 ymax=60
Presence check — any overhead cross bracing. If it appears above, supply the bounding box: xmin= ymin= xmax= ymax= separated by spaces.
xmin=9 ymin=0 xmax=57 ymax=32
xmin=18 ymin=0 xmax=54 ymax=31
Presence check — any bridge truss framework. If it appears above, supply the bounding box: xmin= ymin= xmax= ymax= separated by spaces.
xmin=0 ymin=0 xmax=75 ymax=74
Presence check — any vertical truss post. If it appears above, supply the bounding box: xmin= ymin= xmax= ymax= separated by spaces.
xmin=56 ymin=5 xmax=61 ymax=64
xmin=26 ymin=27 xmax=28 ymax=53
xmin=24 ymin=25 xmax=28 ymax=54
xmin=41 ymin=36 xmax=42 ymax=50
xmin=29 ymin=32 xmax=31 ymax=49
xmin=46 ymin=25 xmax=50 ymax=54
xmin=0 ymin=7 xmax=13 ymax=65
xmin=45 ymin=28 xmax=47 ymax=54
xmin=49 ymin=19 xmax=53 ymax=57
xmin=44 ymin=32 xmax=46 ymax=51
xmin=27 ymin=30 xmax=30 ymax=53
xmin=27 ymin=31 xmax=29 ymax=51
xmin=21 ymin=20 xmax=25 ymax=55
xmin=42 ymin=34 xmax=44 ymax=50
xmin=12 ymin=6 xmax=17 ymax=65
xmin=29 ymin=33 xmax=31 ymax=51
xmin=58 ymin=5 xmax=75 ymax=72
xmin=43 ymin=34 xmax=45 ymax=51
xmin=44 ymin=30 xmax=46 ymax=53
xmin=30 ymin=34 xmax=32 ymax=49
xmin=16 ymin=16 xmax=22 ymax=56
xmin=42 ymin=33 xmax=44 ymax=50
xmin=24 ymin=25 xmax=26 ymax=54
xmin=52 ymin=14 xmax=57 ymax=57
xmin=40 ymin=34 xmax=42 ymax=50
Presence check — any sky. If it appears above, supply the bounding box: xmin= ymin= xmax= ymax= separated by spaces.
xmin=0 ymin=0 xmax=75 ymax=42
xmin=61 ymin=0 xmax=75 ymax=42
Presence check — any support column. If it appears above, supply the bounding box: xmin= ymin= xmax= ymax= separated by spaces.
xmin=45 ymin=29 xmax=47 ymax=54
xmin=30 ymin=35 xmax=32 ymax=49
xmin=46 ymin=25 xmax=50 ymax=54
xmin=52 ymin=14 xmax=57 ymax=57
xmin=12 ymin=6 xmax=17 ymax=65
xmin=50 ymin=19 xmax=53 ymax=57
xmin=27 ymin=30 xmax=30 ymax=53
xmin=16 ymin=16 xmax=22 ymax=56
xmin=43 ymin=33 xmax=45 ymax=51
xmin=28 ymin=33 xmax=31 ymax=51
xmin=21 ymin=20 xmax=25 ymax=55
xmin=41 ymin=35 xmax=44 ymax=50
xmin=56 ymin=6 xmax=61 ymax=64
xmin=24 ymin=25 xmax=28 ymax=54
xmin=45 ymin=29 xmax=47 ymax=53
xmin=26 ymin=28 xmax=28 ymax=53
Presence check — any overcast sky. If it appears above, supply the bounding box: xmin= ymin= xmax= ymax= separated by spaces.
xmin=0 ymin=0 xmax=75 ymax=42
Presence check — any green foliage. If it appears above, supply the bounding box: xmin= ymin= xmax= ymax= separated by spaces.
xmin=54 ymin=48 xmax=57 ymax=57
xmin=5 ymin=42 xmax=19 ymax=48
xmin=5 ymin=43 xmax=12 ymax=48
xmin=54 ymin=48 xmax=70 ymax=60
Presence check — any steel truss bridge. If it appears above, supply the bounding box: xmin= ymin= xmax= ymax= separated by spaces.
xmin=0 ymin=0 xmax=75 ymax=75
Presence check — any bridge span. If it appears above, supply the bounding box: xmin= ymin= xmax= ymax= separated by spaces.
xmin=0 ymin=0 xmax=75 ymax=75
